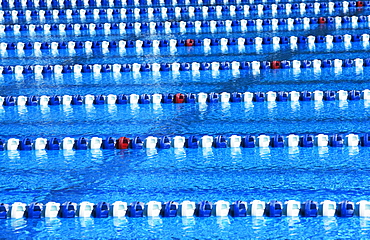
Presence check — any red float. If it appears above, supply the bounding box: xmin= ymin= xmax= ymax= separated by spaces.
xmin=318 ymin=17 xmax=327 ymax=24
xmin=185 ymin=39 xmax=195 ymax=46
xmin=117 ymin=137 xmax=130 ymax=149
xmin=357 ymin=1 xmax=364 ymax=7
xmin=174 ymin=93 xmax=185 ymax=103
xmin=271 ymin=61 xmax=281 ymax=69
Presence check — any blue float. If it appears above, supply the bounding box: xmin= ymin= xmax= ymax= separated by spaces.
xmin=0 ymin=203 xmax=8 ymax=219
xmin=59 ymin=202 xmax=76 ymax=218
xmin=160 ymin=63 xmax=171 ymax=72
xmin=280 ymin=37 xmax=289 ymax=45
xmin=241 ymin=135 xmax=255 ymax=148
xmin=139 ymin=94 xmax=150 ymax=104
xmin=185 ymin=136 xmax=199 ymax=148
xmin=321 ymin=60 xmax=333 ymax=68
xmin=94 ymin=95 xmax=105 ymax=105
xmin=324 ymin=91 xmax=336 ymax=101
xmin=280 ymin=60 xmax=291 ymax=68
xmin=102 ymin=137 xmax=116 ymax=149
xmin=128 ymin=202 xmax=144 ymax=217
xmin=74 ymin=137 xmax=88 ymax=150
xmin=161 ymin=201 xmax=178 ymax=217
xmin=26 ymin=96 xmax=38 ymax=106
xmin=23 ymin=66 xmax=33 ymax=74
xmin=185 ymin=93 xmax=196 ymax=103
xmin=230 ymin=201 xmax=247 ymax=217
xmin=266 ymin=200 xmax=283 ymax=217
xmin=26 ymin=202 xmax=43 ymax=219
xmin=0 ymin=139 xmax=4 ymax=151
xmin=92 ymin=202 xmax=110 ymax=218
xmin=301 ymin=60 xmax=312 ymax=68
xmin=200 ymin=62 xmax=211 ymax=70
xmin=299 ymin=134 xmax=314 ymax=147
xmin=300 ymin=201 xmax=318 ymax=217
xmin=220 ymin=62 xmax=230 ymax=70
xmin=46 ymin=138 xmax=60 ymax=150
xmin=157 ymin=136 xmax=171 ymax=149
xmin=253 ymin=92 xmax=265 ymax=102
xmin=360 ymin=133 xmax=370 ymax=147
xmin=116 ymin=94 xmax=128 ymax=104
xmin=49 ymin=95 xmax=61 ymax=105
xmin=130 ymin=136 xmax=143 ymax=149
xmin=207 ymin=92 xmax=219 ymax=103
xmin=195 ymin=201 xmax=212 ymax=217
xmin=270 ymin=135 xmax=284 ymax=147
xmin=213 ymin=135 xmax=227 ymax=148
xmin=82 ymin=65 xmax=92 ymax=73
xmin=337 ymin=201 xmax=354 ymax=217
xmin=230 ymin=92 xmax=242 ymax=102
xmin=72 ymin=95 xmax=83 ymax=105
xmin=329 ymin=134 xmax=344 ymax=147
xmin=300 ymin=91 xmax=312 ymax=101
xmin=19 ymin=138 xmax=32 ymax=150
xmin=348 ymin=90 xmax=361 ymax=100
xmin=162 ymin=94 xmax=174 ymax=103
xmin=277 ymin=91 xmax=288 ymax=102
xmin=240 ymin=61 xmax=251 ymax=70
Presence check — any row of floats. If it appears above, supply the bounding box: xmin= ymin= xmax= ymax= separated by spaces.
xmin=0 ymin=58 xmax=369 ymax=75
xmin=1 ymin=133 xmax=369 ymax=151
xmin=0 ymin=3 xmax=360 ymax=20
xmin=0 ymin=15 xmax=368 ymax=32
xmin=0 ymin=0 xmax=363 ymax=9
xmin=1 ymin=90 xmax=370 ymax=107
xmin=1 ymin=200 xmax=369 ymax=219
xmin=2 ymin=33 xmax=370 ymax=52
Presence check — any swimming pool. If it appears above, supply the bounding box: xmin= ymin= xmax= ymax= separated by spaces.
xmin=1 ymin=0 xmax=370 ymax=238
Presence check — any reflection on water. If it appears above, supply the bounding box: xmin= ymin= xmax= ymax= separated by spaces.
xmin=314 ymin=101 xmax=324 ymax=111
xmin=147 ymin=216 xmax=163 ymax=228
xmin=322 ymin=217 xmax=337 ymax=231
xmin=290 ymin=101 xmax=300 ymax=112
xmin=34 ymin=150 xmax=48 ymax=160
xmin=173 ymin=148 xmax=186 ymax=159
xmin=258 ymin=147 xmax=271 ymax=159
xmin=146 ymin=148 xmax=158 ymax=157
xmin=338 ymin=100 xmax=348 ymax=110
xmin=40 ymin=106 xmax=50 ymax=115
xmin=182 ymin=217 xmax=196 ymax=228
xmin=217 ymin=216 xmax=231 ymax=229
xmin=78 ymin=217 xmax=94 ymax=228
xmin=364 ymin=100 xmax=370 ymax=109
xmin=252 ymin=216 xmax=266 ymax=230
xmin=202 ymin=147 xmax=214 ymax=158
xmin=113 ymin=217 xmax=128 ymax=228
xmin=45 ymin=218 xmax=62 ymax=231
xmin=7 ymin=150 xmax=20 ymax=160
xmin=318 ymin=146 xmax=329 ymax=155
xmin=17 ymin=106 xmax=28 ymax=117
xmin=348 ymin=147 xmax=360 ymax=156
xmin=288 ymin=146 xmax=300 ymax=156
xmin=8 ymin=218 xmax=27 ymax=231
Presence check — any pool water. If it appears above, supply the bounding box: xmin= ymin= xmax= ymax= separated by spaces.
xmin=1 ymin=1 xmax=370 ymax=239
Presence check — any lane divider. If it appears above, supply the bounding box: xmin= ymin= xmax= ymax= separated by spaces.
xmin=0 ymin=200 xmax=367 ymax=218
xmin=1 ymin=90 xmax=369 ymax=107
xmin=0 ymin=0 xmax=364 ymax=10
xmin=0 ymin=57 xmax=367 ymax=75
xmin=0 ymin=2 xmax=360 ymax=21
xmin=0 ymin=33 xmax=369 ymax=55
xmin=0 ymin=132 xmax=368 ymax=151
xmin=0 ymin=13 xmax=368 ymax=31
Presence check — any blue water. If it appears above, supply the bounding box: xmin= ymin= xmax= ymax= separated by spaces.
xmin=2 ymin=0 xmax=370 ymax=238
xmin=1 ymin=7 xmax=363 ymax=25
